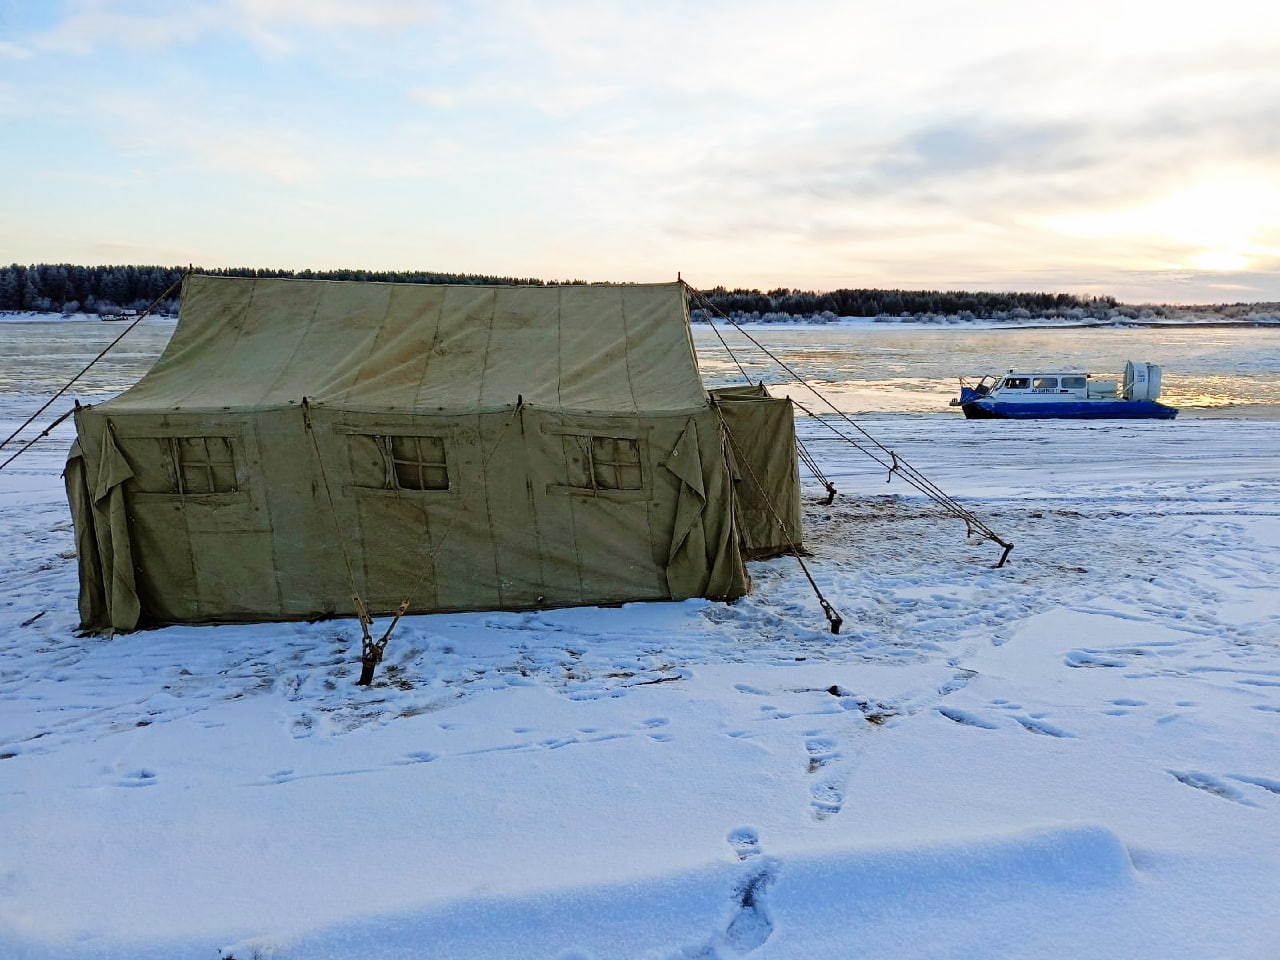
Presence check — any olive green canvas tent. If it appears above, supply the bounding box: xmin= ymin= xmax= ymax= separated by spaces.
xmin=65 ymin=274 xmax=802 ymax=632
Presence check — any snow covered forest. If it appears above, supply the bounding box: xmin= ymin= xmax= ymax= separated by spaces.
xmin=6 ymin=262 xmax=1279 ymax=326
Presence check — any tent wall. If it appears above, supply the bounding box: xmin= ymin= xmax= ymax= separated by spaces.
xmin=68 ymin=402 xmax=749 ymax=631
xmin=62 ymin=275 xmax=813 ymax=632
xmin=711 ymin=387 xmax=803 ymax=558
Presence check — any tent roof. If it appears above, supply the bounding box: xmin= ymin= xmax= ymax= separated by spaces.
xmin=102 ymin=274 xmax=710 ymax=414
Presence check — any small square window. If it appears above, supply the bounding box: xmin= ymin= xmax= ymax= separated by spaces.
xmin=389 ymin=435 xmax=449 ymax=491
xmin=350 ymin=434 xmax=449 ymax=491
xmin=166 ymin=436 xmax=237 ymax=494
xmin=563 ymin=435 xmax=643 ymax=492
xmin=590 ymin=436 xmax=642 ymax=491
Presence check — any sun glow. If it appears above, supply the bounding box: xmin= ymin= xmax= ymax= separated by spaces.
xmin=1050 ymin=178 xmax=1280 ymax=272
xmin=1188 ymin=249 xmax=1253 ymax=272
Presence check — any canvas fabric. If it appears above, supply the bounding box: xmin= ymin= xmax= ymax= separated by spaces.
xmin=710 ymin=385 xmax=803 ymax=558
xmin=105 ymin=275 xmax=710 ymax=414
xmin=64 ymin=276 xmax=798 ymax=631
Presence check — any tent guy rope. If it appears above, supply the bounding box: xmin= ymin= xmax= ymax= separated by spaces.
xmin=686 ymin=283 xmax=1013 ymax=568
xmin=0 ymin=271 xmax=187 ymax=470
xmin=790 ymin=397 xmax=1013 ymax=567
xmin=698 ymin=299 xmax=836 ymax=501
xmin=713 ymin=401 xmax=844 ymax=634
xmin=0 ymin=406 xmax=75 ymax=472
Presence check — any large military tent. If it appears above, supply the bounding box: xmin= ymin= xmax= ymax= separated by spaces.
xmin=65 ymin=274 xmax=802 ymax=632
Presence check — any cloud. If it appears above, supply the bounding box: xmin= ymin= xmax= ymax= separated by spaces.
xmin=227 ymin=0 xmax=438 ymax=29
xmin=31 ymin=1 xmax=219 ymax=54
xmin=649 ymin=77 xmax=1280 ymax=260
xmin=9 ymin=0 xmax=1280 ymax=301
xmin=226 ymin=0 xmax=443 ymax=55
xmin=183 ymin=129 xmax=319 ymax=183
xmin=0 ymin=40 xmax=35 ymax=59
xmin=88 ymin=92 xmax=321 ymax=183
xmin=408 ymin=88 xmax=457 ymax=111
xmin=0 ymin=84 xmax=24 ymax=117
xmin=29 ymin=0 xmax=441 ymax=56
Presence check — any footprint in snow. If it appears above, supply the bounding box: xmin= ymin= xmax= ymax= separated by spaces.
xmin=1065 ymin=650 xmax=1127 ymax=669
xmin=1170 ymin=770 xmax=1257 ymax=806
xmin=1226 ymin=774 xmax=1280 ymax=796
xmin=1104 ymin=698 xmax=1148 ymax=716
xmin=725 ymin=867 xmax=776 ymax=954
xmin=726 ymin=827 xmax=760 ymax=861
xmin=809 ymin=780 xmax=844 ymax=819
xmin=804 ymin=736 xmax=839 ymax=773
xmin=289 ymin=713 xmax=316 ymax=738
xmin=1015 ymin=715 xmax=1077 ymax=739
xmin=539 ymin=736 xmax=579 ymax=750
xmin=937 ymin=669 xmax=978 ymax=696
xmin=674 ymin=833 xmax=778 ymax=958
xmin=804 ymin=735 xmax=847 ymax=820
xmin=938 ymin=706 xmax=999 ymax=730
xmin=720 ymin=831 xmax=779 ymax=955
xmin=642 ymin=717 xmax=673 ymax=741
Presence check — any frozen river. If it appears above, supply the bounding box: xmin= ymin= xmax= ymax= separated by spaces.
xmin=693 ymin=321 xmax=1280 ymax=417
xmin=2 ymin=313 xmax=1279 ymax=960
xmin=4 ymin=315 xmax=1280 ymax=427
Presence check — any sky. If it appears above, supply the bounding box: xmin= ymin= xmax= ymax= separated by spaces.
xmin=3 ymin=0 xmax=1280 ymax=304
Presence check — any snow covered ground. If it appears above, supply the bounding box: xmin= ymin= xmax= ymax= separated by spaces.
xmin=2 ymin=345 xmax=1279 ymax=958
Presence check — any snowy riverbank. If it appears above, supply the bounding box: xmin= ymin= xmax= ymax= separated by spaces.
xmin=2 ymin=412 xmax=1278 ymax=959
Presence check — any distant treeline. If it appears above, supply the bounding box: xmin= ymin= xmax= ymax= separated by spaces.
xmin=2 ymin=262 xmax=1275 ymax=322
xmin=0 ymin=263 xmax=550 ymax=317
xmin=689 ymin=286 xmax=1119 ymax=322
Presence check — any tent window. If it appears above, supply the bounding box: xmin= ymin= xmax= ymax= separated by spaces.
xmin=166 ymin=436 xmax=237 ymax=494
xmin=350 ymin=434 xmax=449 ymax=491
xmin=389 ymin=435 xmax=449 ymax=491
xmin=564 ymin=435 xmax=643 ymax=491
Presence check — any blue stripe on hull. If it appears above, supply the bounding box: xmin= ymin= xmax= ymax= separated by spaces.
xmin=962 ymin=400 xmax=1177 ymax=420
